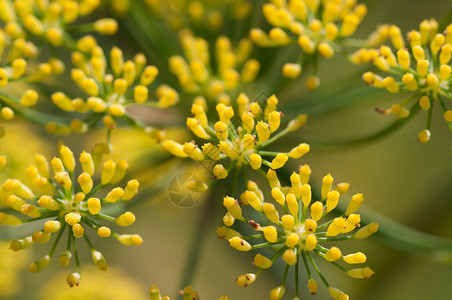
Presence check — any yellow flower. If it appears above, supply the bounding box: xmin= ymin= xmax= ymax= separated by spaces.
xmin=163 ymin=94 xmax=309 ymax=190
xmin=354 ymin=19 xmax=452 ymax=141
xmin=0 ymin=0 xmax=115 ymax=47
xmin=145 ymin=0 xmax=252 ymax=32
xmin=39 ymin=266 xmax=147 ymax=300
xmin=51 ymin=41 xmax=179 ymax=133
xmin=220 ymin=166 xmax=377 ymax=299
xmin=169 ymin=31 xmax=259 ymax=102
xmin=252 ymin=0 xmax=367 ymax=89
xmin=1 ymin=145 xmax=142 ymax=285
xmin=149 ymin=284 xmax=228 ymax=300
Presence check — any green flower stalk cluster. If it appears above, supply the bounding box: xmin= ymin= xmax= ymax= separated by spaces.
xmin=0 ymin=145 xmax=142 ymax=286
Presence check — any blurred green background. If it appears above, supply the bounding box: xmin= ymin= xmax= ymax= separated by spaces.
xmin=1 ymin=0 xmax=452 ymax=299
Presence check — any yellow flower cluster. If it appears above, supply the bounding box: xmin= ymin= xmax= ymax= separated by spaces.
xmin=163 ymin=94 xmax=309 ymax=191
xmin=353 ymin=19 xmax=452 ymax=142
xmin=0 ymin=241 xmax=30 ymax=297
xmin=1 ymin=145 xmax=142 ymax=286
xmin=251 ymin=0 xmax=367 ymax=90
xmin=145 ymin=0 xmax=252 ymax=32
xmin=169 ymin=31 xmax=260 ymax=102
xmin=39 ymin=266 xmax=148 ymax=300
xmin=0 ymin=28 xmax=54 ymax=122
xmin=50 ymin=37 xmax=179 ymax=133
xmin=218 ymin=166 xmax=378 ymax=300
xmin=0 ymin=0 xmax=117 ymax=47
xmin=150 ymin=284 xmax=228 ymax=300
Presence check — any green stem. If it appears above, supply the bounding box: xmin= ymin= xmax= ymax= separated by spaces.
xmin=306 ymin=252 xmax=329 ymax=287
xmin=295 ymin=260 xmax=299 ymax=297
xmin=97 ymin=213 xmax=116 ymax=222
xmin=303 ymin=101 xmax=421 ymax=149
xmin=73 ymin=235 xmax=81 ymax=268
xmin=83 ymin=234 xmax=95 ymax=251
xmin=281 ymin=263 xmax=290 ymax=285
xmin=49 ymin=223 xmax=67 ymax=257
xmin=177 ymin=188 xmax=217 ymax=299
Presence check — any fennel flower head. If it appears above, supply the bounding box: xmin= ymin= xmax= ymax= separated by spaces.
xmin=0 ymin=0 xmax=117 ymax=47
xmin=218 ymin=165 xmax=378 ymax=299
xmin=1 ymin=145 xmax=142 ymax=286
xmin=50 ymin=37 xmax=178 ymax=134
xmin=163 ymin=93 xmax=309 ymax=192
xmin=145 ymin=0 xmax=252 ymax=32
xmin=150 ymin=284 xmax=228 ymax=300
xmin=251 ymin=0 xmax=367 ymax=90
xmin=169 ymin=30 xmax=260 ymax=103
xmin=39 ymin=266 xmax=147 ymax=300
xmin=353 ymin=19 xmax=452 ymax=142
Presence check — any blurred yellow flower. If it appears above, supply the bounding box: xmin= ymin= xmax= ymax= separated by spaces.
xmin=39 ymin=266 xmax=147 ymax=300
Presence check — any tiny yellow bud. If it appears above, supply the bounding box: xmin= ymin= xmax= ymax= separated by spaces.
xmin=97 ymin=226 xmax=112 ymax=238
xmin=94 ymin=18 xmax=118 ymax=35
xmin=236 ymin=273 xmax=256 ymax=287
xmin=118 ymin=234 xmax=143 ymax=246
xmin=282 ymin=63 xmax=301 ymax=79
xmin=354 ymin=222 xmax=379 ymax=239
xmin=78 ymin=172 xmax=93 ymax=194
xmin=28 ymin=255 xmax=50 ymax=273
xmin=288 ymin=143 xmax=310 ymax=159
xmin=286 ymin=233 xmax=299 ymax=248
xmin=87 ymin=197 xmax=101 ymax=215
xmin=67 ymin=272 xmax=81 ymax=287
xmin=282 ymin=249 xmax=297 ymax=265
xmin=72 ymin=223 xmax=85 ymax=238
xmin=101 ymin=160 xmax=116 ymax=184
xmin=306 ymin=76 xmax=319 ymax=91
xmin=270 ymin=286 xmax=285 ymax=300
xmin=44 ymin=220 xmax=61 ymax=233
xmin=223 ymin=212 xmax=235 ymax=227
xmin=329 ymin=287 xmax=349 ymax=300
xmin=54 ymin=172 xmax=72 ymax=190
xmin=444 ymin=110 xmax=452 ymax=122
xmin=327 ymin=217 xmax=345 ymax=236
xmin=254 ymin=254 xmax=272 ymax=269
xmin=59 ymin=250 xmax=72 ymax=267
xmin=343 ymin=252 xmax=367 ymax=264
xmin=262 ymin=226 xmax=278 ymax=243
xmin=281 ymin=215 xmax=295 ymax=231
xmin=323 ymin=191 xmax=339 ymax=214
xmin=1 ymin=107 xmax=14 ymax=120
xmin=123 ymin=179 xmax=139 ymax=200
xmin=270 ymin=153 xmax=288 ymax=169
xmin=65 ymin=212 xmax=81 ymax=226
xmin=79 ymin=151 xmax=95 ymax=176
xmin=229 ymin=236 xmax=251 ymax=251
xmin=325 ymin=246 xmax=342 ymax=261
xmin=346 ymin=193 xmax=364 ymax=215
xmin=308 ymin=279 xmax=317 ymax=295
xmin=286 ymin=193 xmax=299 ymax=217
xmin=347 ymin=267 xmax=375 ymax=279
xmin=116 ymin=211 xmax=136 ymax=226
xmin=106 ymin=187 xmax=124 ymax=203
xmin=417 ymin=129 xmax=431 ymax=143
